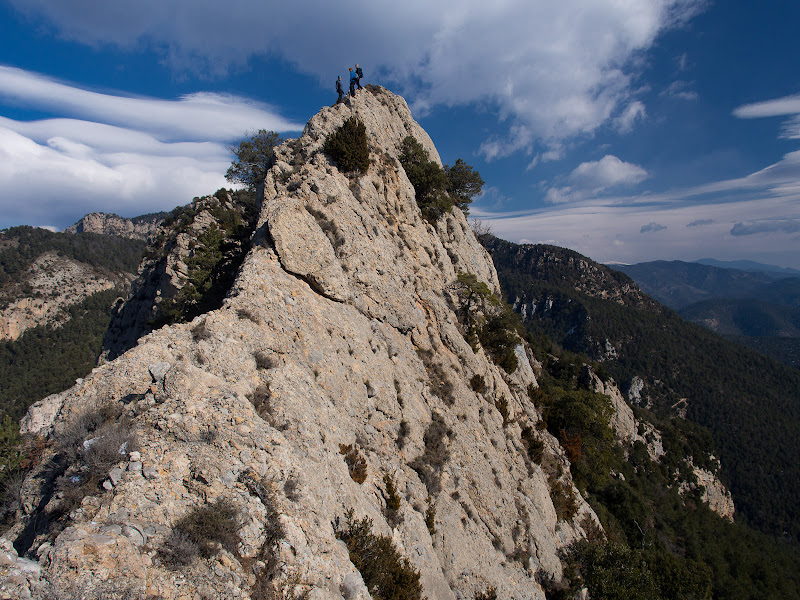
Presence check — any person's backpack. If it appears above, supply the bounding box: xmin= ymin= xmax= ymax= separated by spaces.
xmin=356 ymin=67 xmax=363 ymax=78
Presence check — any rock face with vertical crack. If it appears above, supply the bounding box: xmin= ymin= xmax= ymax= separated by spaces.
xmin=11 ymin=87 xmax=598 ymax=600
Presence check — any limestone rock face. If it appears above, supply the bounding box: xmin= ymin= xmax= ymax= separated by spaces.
xmin=15 ymin=87 xmax=596 ymax=600
xmin=65 ymin=212 xmax=163 ymax=241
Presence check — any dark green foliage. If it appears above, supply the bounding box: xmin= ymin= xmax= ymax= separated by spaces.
xmin=0 ymin=227 xmax=145 ymax=306
xmin=0 ymin=288 xmax=121 ymax=422
xmin=383 ymin=474 xmax=402 ymax=527
xmin=453 ymin=272 xmax=521 ymax=373
xmin=336 ymin=509 xmax=423 ymax=600
xmin=537 ymin=359 xmax=617 ymax=493
xmin=469 ymin=374 xmax=486 ymax=393
xmin=226 ymin=130 xmax=283 ymax=190
xmin=424 ymin=502 xmax=436 ymax=535
xmin=398 ymin=136 xmax=450 ymax=221
xmin=511 ymin=319 xmax=800 ymax=597
xmin=324 ymin=117 xmax=370 ymax=175
xmin=567 ymin=541 xmax=712 ymax=600
xmin=477 ymin=306 xmax=521 ymax=374
xmin=409 ymin=412 xmax=452 ymax=495
xmin=548 ymin=476 xmax=579 ymax=522
xmin=398 ymin=136 xmax=484 ymax=221
xmin=520 ymin=426 xmax=544 ymax=464
xmin=396 ymin=420 xmax=409 ymax=450
xmin=171 ymin=499 xmax=241 ymax=559
xmin=445 ymin=158 xmax=484 ymax=214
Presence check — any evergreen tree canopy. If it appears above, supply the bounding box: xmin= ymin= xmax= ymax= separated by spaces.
xmin=225 ymin=130 xmax=283 ymax=190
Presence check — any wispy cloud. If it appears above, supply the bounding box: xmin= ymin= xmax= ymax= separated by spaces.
xmin=615 ymin=101 xmax=646 ymax=133
xmin=640 ymin=222 xmax=667 ymax=233
xmin=471 ymin=148 xmax=800 ymax=268
xmin=662 ymin=80 xmax=698 ymax=101
xmin=0 ymin=66 xmax=301 ymax=141
xmin=734 ymin=93 xmax=800 ymax=140
xmin=730 ymin=219 xmax=800 ymax=236
xmin=0 ymin=67 xmax=303 ymax=228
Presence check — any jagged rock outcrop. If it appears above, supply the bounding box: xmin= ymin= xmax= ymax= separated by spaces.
xmin=65 ymin=212 xmax=165 ymax=242
xmin=100 ymin=191 xmax=256 ymax=362
xmin=10 ymin=87 xmax=597 ymax=600
xmin=581 ymin=367 xmax=664 ymax=461
xmin=680 ymin=460 xmax=735 ymax=522
xmin=0 ymin=252 xmax=132 ymax=342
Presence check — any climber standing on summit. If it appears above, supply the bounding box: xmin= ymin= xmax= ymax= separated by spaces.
xmin=336 ymin=76 xmax=344 ymax=103
xmin=349 ymin=67 xmax=357 ymax=97
xmin=355 ymin=64 xmax=363 ymax=90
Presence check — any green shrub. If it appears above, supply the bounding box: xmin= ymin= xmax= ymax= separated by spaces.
xmin=384 ymin=474 xmax=402 ymax=527
xmin=549 ymin=476 xmax=579 ymax=522
xmin=470 ymin=374 xmax=486 ymax=393
xmin=226 ymin=130 xmax=283 ymax=191
xmin=337 ymin=509 xmax=423 ymax=600
xmin=445 ymin=159 xmax=484 ymax=215
xmin=410 ymin=413 xmax=452 ymax=495
xmin=478 ymin=307 xmax=521 ymax=374
xmin=521 ymin=426 xmax=544 ymax=464
xmin=452 ymin=272 xmax=521 ymax=373
xmin=324 ymin=117 xmax=370 ymax=175
xmin=398 ymin=136 xmax=450 ymax=222
xmin=398 ymin=137 xmax=484 ymax=221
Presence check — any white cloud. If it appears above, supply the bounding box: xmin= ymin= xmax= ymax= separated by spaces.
xmin=0 ymin=67 xmax=305 ymax=228
xmin=471 ymin=150 xmax=800 ymax=268
xmin=0 ymin=124 xmax=230 ymax=227
xmin=662 ymin=80 xmax=698 ymax=101
xmin=615 ymin=101 xmax=646 ymax=133
xmin=734 ymin=93 xmax=800 ymax=140
xmin=570 ymin=155 xmax=649 ymax=188
xmin=734 ymin=94 xmax=800 ymax=118
xmin=545 ymin=155 xmax=648 ymax=203
xmin=0 ymin=67 xmax=301 ymax=142
xmin=7 ymin=0 xmax=705 ymax=151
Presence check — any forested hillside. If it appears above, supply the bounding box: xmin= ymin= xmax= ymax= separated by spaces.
xmin=0 ymin=226 xmax=145 ymax=304
xmin=483 ymin=236 xmax=800 ymax=544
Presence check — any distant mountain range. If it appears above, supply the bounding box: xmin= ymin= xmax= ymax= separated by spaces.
xmin=615 ymin=259 xmax=800 ymax=368
xmin=695 ymin=258 xmax=800 ymax=277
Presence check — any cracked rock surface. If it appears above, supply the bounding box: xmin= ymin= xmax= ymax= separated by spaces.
xmin=12 ymin=86 xmax=598 ymax=600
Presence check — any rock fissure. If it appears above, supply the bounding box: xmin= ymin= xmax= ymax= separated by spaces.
xmin=7 ymin=87 xmax=599 ymax=600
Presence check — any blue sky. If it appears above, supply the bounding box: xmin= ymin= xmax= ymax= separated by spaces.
xmin=0 ymin=0 xmax=798 ymax=268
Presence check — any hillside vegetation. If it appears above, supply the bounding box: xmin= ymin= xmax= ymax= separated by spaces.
xmin=483 ymin=236 xmax=800 ymax=544
xmin=0 ymin=226 xmax=145 ymax=305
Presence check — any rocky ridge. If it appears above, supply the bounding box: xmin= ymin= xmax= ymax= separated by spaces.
xmin=65 ymin=212 xmax=165 ymax=242
xmin=6 ymin=88 xmax=600 ymax=600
